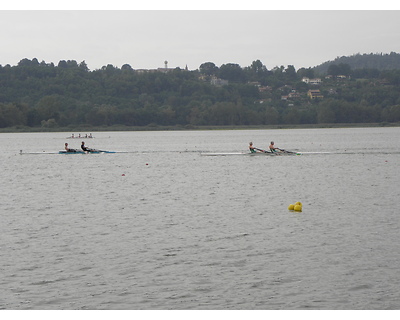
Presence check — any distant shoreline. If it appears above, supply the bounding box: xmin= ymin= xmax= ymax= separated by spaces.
xmin=1 ymin=122 xmax=399 ymax=133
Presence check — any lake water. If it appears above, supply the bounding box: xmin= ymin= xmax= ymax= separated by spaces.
xmin=1 ymin=127 xmax=400 ymax=310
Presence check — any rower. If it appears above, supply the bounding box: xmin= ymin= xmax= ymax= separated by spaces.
xmin=81 ymin=141 xmax=91 ymax=152
xmin=269 ymin=141 xmax=279 ymax=153
xmin=249 ymin=142 xmax=261 ymax=153
xmin=65 ymin=143 xmax=76 ymax=152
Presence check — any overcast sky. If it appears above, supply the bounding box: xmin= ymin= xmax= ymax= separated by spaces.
xmin=1 ymin=5 xmax=400 ymax=71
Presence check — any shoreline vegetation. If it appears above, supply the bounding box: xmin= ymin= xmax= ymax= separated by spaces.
xmin=1 ymin=122 xmax=399 ymax=133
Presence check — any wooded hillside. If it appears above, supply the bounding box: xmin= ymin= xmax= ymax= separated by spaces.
xmin=1 ymin=54 xmax=400 ymax=130
xmin=313 ymin=52 xmax=400 ymax=74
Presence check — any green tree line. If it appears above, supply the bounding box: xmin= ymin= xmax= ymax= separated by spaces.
xmin=1 ymin=56 xmax=400 ymax=129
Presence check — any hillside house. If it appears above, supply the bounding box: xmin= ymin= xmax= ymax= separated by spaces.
xmin=288 ymin=90 xmax=301 ymax=99
xmin=259 ymin=86 xmax=272 ymax=92
xmin=210 ymin=77 xmax=229 ymax=86
xmin=308 ymin=89 xmax=324 ymax=100
xmin=302 ymin=77 xmax=322 ymax=85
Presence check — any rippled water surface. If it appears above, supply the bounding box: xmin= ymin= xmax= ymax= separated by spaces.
xmin=1 ymin=127 xmax=400 ymax=309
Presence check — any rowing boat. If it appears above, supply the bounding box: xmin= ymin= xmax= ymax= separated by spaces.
xmin=200 ymin=151 xmax=301 ymax=156
xmin=66 ymin=136 xmax=94 ymax=139
xmin=201 ymin=152 xmax=255 ymax=156
xmin=19 ymin=150 xmax=115 ymax=155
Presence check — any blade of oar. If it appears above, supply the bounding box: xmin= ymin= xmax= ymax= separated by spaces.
xmin=281 ymin=149 xmax=296 ymax=154
xmin=97 ymin=150 xmax=117 ymax=153
xmin=275 ymin=148 xmax=294 ymax=154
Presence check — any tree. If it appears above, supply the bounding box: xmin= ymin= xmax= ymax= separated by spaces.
xmin=244 ymin=60 xmax=268 ymax=82
xmin=41 ymin=118 xmax=58 ymax=128
xmin=66 ymin=60 xmax=79 ymax=68
xmin=58 ymin=60 xmax=69 ymax=68
xmin=218 ymin=63 xmax=246 ymax=83
xmin=264 ymin=106 xmax=280 ymax=124
xmin=199 ymin=62 xmax=218 ymax=76
xmin=35 ymin=95 xmax=62 ymax=122
xmin=317 ymin=106 xmax=336 ymax=124
xmin=79 ymin=61 xmax=89 ymax=72
xmin=17 ymin=58 xmax=39 ymax=67
xmin=297 ymin=67 xmax=314 ymax=79
xmin=285 ymin=65 xmax=297 ymax=81
xmin=282 ymin=107 xmax=301 ymax=124
xmin=250 ymin=60 xmax=265 ymax=73
xmin=382 ymin=105 xmax=400 ymax=122
xmin=103 ymin=64 xmax=118 ymax=74
xmin=0 ymin=103 xmax=27 ymax=127
xmin=121 ymin=64 xmax=133 ymax=71
xmin=317 ymin=99 xmax=338 ymax=123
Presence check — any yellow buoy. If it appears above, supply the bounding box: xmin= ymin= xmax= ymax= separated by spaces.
xmin=294 ymin=205 xmax=302 ymax=212
xmin=288 ymin=204 xmax=295 ymax=210
xmin=295 ymin=201 xmax=302 ymax=206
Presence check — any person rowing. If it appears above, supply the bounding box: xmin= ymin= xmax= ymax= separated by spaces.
xmin=249 ymin=142 xmax=258 ymax=153
xmin=64 ymin=143 xmax=77 ymax=152
xmin=249 ymin=142 xmax=270 ymax=153
xmin=269 ymin=141 xmax=295 ymax=154
xmin=81 ymin=141 xmax=97 ymax=152
xmin=269 ymin=141 xmax=281 ymax=153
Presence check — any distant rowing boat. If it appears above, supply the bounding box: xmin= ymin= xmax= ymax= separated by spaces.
xmin=66 ymin=137 xmax=94 ymax=139
xmin=19 ymin=150 xmax=116 ymax=155
xmin=66 ymin=134 xmax=94 ymax=139
xmin=200 ymin=151 xmax=301 ymax=156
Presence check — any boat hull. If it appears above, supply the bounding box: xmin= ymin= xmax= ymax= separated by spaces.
xmin=200 ymin=151 xmax=301 ymax=156
xmin=58 ymin=150 xmax=115 ymax=154
xmin=201 ymin=152 xmax=276 ymax=156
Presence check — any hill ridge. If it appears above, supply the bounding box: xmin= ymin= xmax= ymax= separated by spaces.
xmin=313 ymin=52 xmax=400 ymax=74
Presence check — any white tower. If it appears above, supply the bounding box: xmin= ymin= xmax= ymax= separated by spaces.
xmin=164 ymin=60 xmax=168 ymax=69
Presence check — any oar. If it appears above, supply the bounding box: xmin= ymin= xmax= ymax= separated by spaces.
xmin=277 ymin=148 xmax=296 ymax=154
xmin=254 ymin=147 xmax=273 ymax=153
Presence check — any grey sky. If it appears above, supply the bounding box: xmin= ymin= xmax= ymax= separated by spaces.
xmin=1 ymin=10 xmax=400 ymax=71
